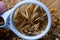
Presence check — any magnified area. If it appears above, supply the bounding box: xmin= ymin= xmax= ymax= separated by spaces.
xmin=13 ymin=4 xmax=48 ymax=36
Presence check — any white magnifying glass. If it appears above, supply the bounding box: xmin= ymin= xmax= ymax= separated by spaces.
xmin=0 ymin=0 xmax=52 ymax=40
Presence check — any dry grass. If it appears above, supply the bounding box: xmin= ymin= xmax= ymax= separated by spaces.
xmin=13 ymin=4 xmax=47 ymax=36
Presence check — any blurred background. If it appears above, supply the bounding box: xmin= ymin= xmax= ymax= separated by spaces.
xmin=0 ymin=0 xmax=60 ymax=40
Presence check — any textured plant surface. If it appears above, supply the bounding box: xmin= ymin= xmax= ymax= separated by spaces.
xmin=14 ymin=4 xmax=47 ymax=36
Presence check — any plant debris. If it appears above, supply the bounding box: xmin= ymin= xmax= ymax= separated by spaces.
xmin=13 ymin=3 xmax=47 ymax=36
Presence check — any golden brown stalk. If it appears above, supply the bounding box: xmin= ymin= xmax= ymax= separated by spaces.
xmin=21 ymin=11 xmax=28 ymax=19
xmin=31 ymin=12 xmax=39 ymax=20
xmin=27 ymin=4 xmax=32 ymax=9
xmin=33 ymin=5 xmax=39 ymax=13
xmin=35 ymin=13 xmax=46 ymax=21
xmin=20 ymin=20 xmax=26 ymax=28
xmin=29 ymin=20 xmax=34 ymax=25
xmin=25 ymin=8 xmax=29 ymax=19
xmin=32 ymin=23 xmax=40 ymax=35
xmin=32 ymin=23 xmax=39 ymax=30
xmin=21 ymin=25 xmax=30 ymax=31
xmin=35 ymin=17 xmax=41 ymax=21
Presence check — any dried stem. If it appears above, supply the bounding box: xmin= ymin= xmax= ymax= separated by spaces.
xmin=32 ymin=23 xmax=40 ymax=35
xmin=33 ymin=5 xmax=39 ymax=13
xmin=27 ymin=4 xmax=32 ymax=9
xmin=21 ymin=11 xmax=28 ymax=19
xmin=31 ymin=12 xmax=39 ymax=20
xmin=25 ymin=8 xmax=29 ymax=19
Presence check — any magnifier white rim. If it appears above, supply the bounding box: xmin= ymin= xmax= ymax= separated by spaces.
xmin=10 ymin=0 xmax=52 ymax=39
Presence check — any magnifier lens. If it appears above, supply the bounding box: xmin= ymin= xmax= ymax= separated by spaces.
xmin=13 ymin=4 xmax=48 ymax=36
